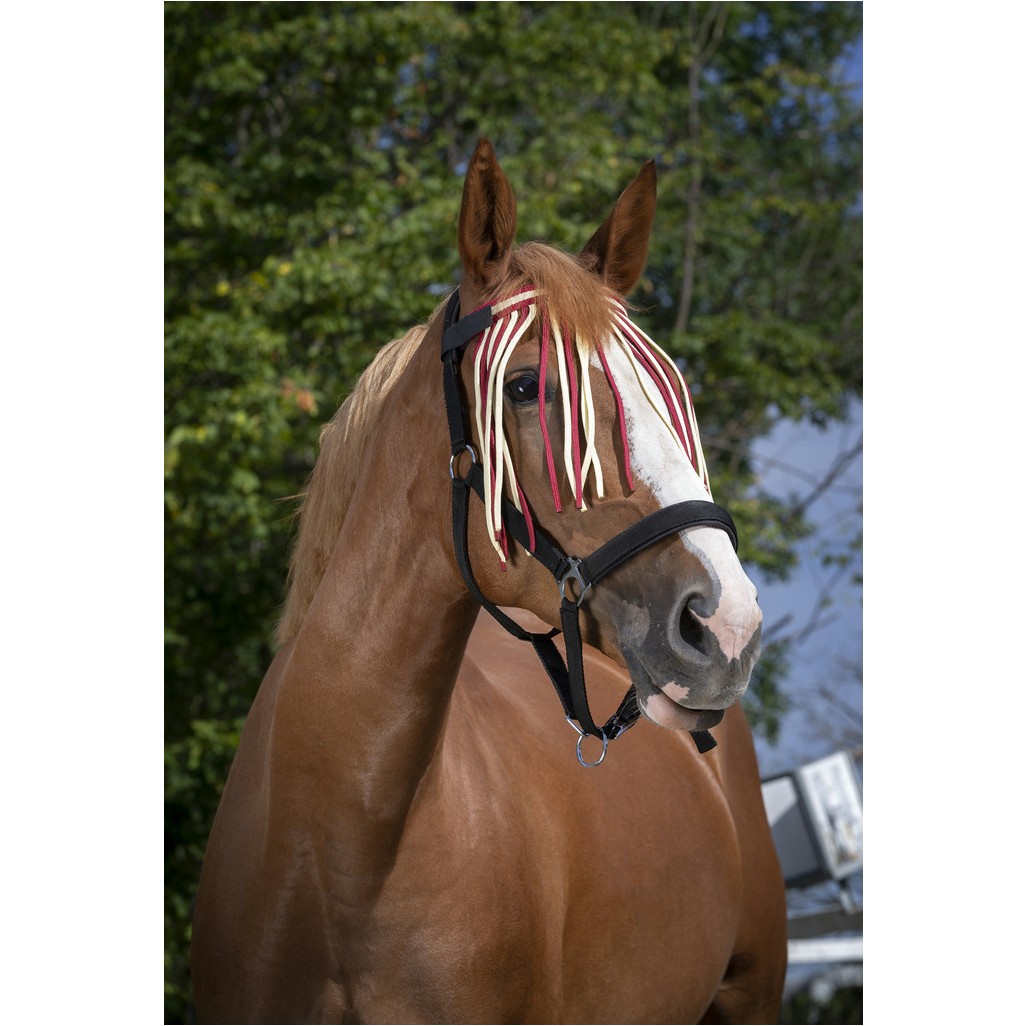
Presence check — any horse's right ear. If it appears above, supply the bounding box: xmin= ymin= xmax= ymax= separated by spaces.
xmin=458 ymin=138 xmax=517 ymax=288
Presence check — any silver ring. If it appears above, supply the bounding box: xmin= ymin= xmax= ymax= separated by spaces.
xmin=565 ymin=716 xmax=608 ymax=768
xmin=576 ymin=731 xmax=609 ymax=768
xmin=448 ymin=444 xmax=478 ymax=481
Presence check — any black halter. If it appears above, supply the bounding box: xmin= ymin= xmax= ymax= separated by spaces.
xmin=441 ymin=290 xmax=739 ymax=765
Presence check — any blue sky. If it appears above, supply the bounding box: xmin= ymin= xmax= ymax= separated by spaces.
xmin=750 ymin=405 xmax=863 ymax=776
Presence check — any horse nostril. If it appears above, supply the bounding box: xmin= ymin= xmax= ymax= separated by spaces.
xmin=677 ymin=600 xmax=708 ymax=654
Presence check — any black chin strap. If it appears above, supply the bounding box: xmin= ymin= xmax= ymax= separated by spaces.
xmin=441 ymin=290 xmax=735 ymax=765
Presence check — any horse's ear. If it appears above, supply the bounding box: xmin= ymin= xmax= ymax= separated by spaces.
xmin=458 ymin=138 xmax=517 ymax=288
xmin=580 ymin=160 xmax=657 ymax=297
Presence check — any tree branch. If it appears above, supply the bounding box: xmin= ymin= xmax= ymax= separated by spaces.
xmin=790 ymin=435 xmax=862 ymax=520
xmin=674 ymin=3 xmax=730 ymax=336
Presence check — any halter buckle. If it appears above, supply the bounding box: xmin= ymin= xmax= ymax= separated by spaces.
xmin=558 ymin=557 xmax=591 ymax=607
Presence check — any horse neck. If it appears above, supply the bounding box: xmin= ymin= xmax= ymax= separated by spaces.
xmin=271 ymin=329 xmax=478 ymax=873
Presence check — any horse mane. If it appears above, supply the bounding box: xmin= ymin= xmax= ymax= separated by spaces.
xmin=275 ymin=324 xmax=426 ymax=645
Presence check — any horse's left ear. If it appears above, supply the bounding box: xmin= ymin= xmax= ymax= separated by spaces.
xmin=580 ymin=160 xmax=657 ymax=297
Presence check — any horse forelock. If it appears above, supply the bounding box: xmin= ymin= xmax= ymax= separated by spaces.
xmin=276 ymin=325 xmax=426 ymax=645
xmin=488 ymin=242 xmax=621 ymax=347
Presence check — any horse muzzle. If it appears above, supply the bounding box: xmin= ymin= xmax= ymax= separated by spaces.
xmin=611 ymin=575 xmax=762 ymax=731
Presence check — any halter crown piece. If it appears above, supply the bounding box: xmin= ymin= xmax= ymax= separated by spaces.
xmin=441 ymin=287 xmax=739 ymax=766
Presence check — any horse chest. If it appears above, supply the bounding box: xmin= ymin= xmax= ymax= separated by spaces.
xmin=346 ymin=744 xmax=743 ymax=1023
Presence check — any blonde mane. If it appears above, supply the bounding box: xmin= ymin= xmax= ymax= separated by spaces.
xmin=275 ymin=324 xmax=425 ymax=644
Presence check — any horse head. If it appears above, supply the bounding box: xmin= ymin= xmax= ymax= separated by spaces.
xmin=447 ymin=139 xmax=762 ymax=735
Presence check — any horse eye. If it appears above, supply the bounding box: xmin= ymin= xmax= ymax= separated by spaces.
xmin=504 ymin=374 xmax=540 ymax=405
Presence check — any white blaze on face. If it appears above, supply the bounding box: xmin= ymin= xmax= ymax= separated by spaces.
xmin=594 ymin=344 xmax=761 ymax=662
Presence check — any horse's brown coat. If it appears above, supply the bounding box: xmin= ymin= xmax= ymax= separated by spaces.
xmin=191 ymin=140 xmax=787 ymax=1024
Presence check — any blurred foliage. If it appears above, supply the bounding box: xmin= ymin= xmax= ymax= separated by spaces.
xmin=781 ymin=983 xmax=863 ymax=1024
xmin=165 ymin=2 xmax=861 ymax=1020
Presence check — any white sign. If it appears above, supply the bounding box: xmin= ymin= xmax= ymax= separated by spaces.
xmin=794 ymin=750 xmax=863 ymax=879
xmin=762 ymin=749 xmax=863 ymax=887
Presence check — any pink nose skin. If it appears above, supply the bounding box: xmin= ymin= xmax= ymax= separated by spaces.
xmin=690 ymin=602 xmax=762 ymax=663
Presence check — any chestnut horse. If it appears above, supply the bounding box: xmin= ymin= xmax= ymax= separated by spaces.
xmin=191 ymin=139 xmax=787 ymax=1024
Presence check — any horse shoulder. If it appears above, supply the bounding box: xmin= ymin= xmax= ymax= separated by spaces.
xmin=192 ymin=642 xmax=355 ymax=1022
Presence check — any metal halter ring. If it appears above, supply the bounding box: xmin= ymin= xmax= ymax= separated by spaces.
xmin=558 ymin=557 xmax=592 ymax=607
xmin=565 ymin=716 xmax=609 ymax=768
xmin=449 ymin=444 xmax=478 ymax=482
